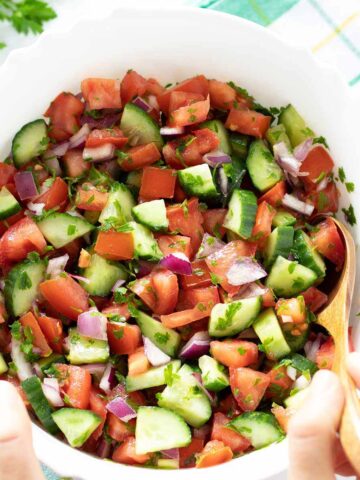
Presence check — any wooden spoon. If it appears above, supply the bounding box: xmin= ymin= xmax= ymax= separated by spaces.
xmin=316 ymin=218 xmax=360 ymax=474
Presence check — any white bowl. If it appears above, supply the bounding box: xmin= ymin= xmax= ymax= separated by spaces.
xmin=0 ymin=6 xmax=359 ymax=480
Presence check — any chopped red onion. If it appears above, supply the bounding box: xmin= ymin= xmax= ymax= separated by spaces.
xmin=106 ymin=396 xmax=137 ymax=422
xmin=83 ymin=143 xmax=115 ymax=162
xmin=137 ymin=260 xmax=154 ymax=278
xmin=193 ymin=424 xmax=211 ymax=439
xmin=227 ymin=258 xmax=267 ymax=286
xmin=132 ymin=96 xmax=152 ymax=113
xmin=33 ymin=363 xmax=43 ymax=378
xmin=282 ymin=193 xmax=314 ymax=216
xmin=316 ymin=176 xmax=329 ymax=192
xmin=42 ymin=378 xmax=64 ymax=407
xmin=286 ymin=366 xmax=297 ymax=381
xmin=196 ymin=233 xmax=225 ymax=259
xmin=14 ymin=171 xmax=38 ymax=200
xmin=69 ymin=123 xmax=91 ymax=149
xmin=27 ymin=201 xmax=45 ymax=216
xmin=293 ymin=138 xmax=313 ymax=162
xmin=203 ymin=150 xmax=232 ymax=167
xmin=99 ymin=159 xmax=121 ymax=177
xmin=234 ymin=282 xmax=268 ymax=300
xmin=78 ymin=308 xmax=108 ymax=341
xmin=143 ymin=336 xmax=171 ymax=367
xmin=69 ymin=273 xmax=90 ymax=284
xmin=99 ymin=363 xmax=116 ymax=394
xmin=46 ymin=254 xmax=69 ymax=278
xmin=192 ymin=372 xmax=216 ymax=405
xmin=180 ymin=331 xmax=210 ymax=359
xmin=80 ymin=112 xmax=121 ymax=129
xmin=147 ymin=95 xmax=159 ymax=111
xmin=82 ymin=363 xmax=107 ymax=381
xmin=280 ymin=315 xmax=294 ymax=324
xmin=159 ymin=126 xmax=185 ymax=136
xmin=111 ymin=278 xmax=126 ymax=293
xmin=217 ymin=167 xmax=229 ymax=195
xmin=11 ymin=339 xmax=33 ymax=381
xmin=96 ymin=437 xmax=113 ymax=459
xmin=159 ymin=252 xmax=192 ymax=275
xmin=293 ymin=374 xmax=310 ymax=390
xmin=161 ymin=448 xmax=179 ymax=460
xmin=304 ymin=333 xmax=326 ymax=362
xmin=44 ymin=141 xmax=70 ymax=158
xmin=273 ymin=142 xmax=308 ymax=177
xmin=44 ymin=157 xmax=62 ymax=175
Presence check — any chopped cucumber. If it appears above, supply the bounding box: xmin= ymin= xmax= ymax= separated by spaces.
xmin=272 ymin=210 xmax=296 ymax=227
xmin=282 ymin=306 xmax=310 ymax=352
xmin=128 ymin=221 xmax=163 ymax=261
xmin=284 ymin=387 xmax=310 ymax=410
xmin=133 ymin=310 xmax=180 ymax=357
xmin=98 ymin=182 xmax=135 ymax=226
xmin=293 ymin=230 xmax=326 ymax=278
xmin=158 ymin=364 xmax=212 ymax=428
xmin=52 ymin=408 xmax=102 ymax=448
xmin=126 ymin=170 xmax=142 ymax=189
xmin=246 ymin=139 xmax=283 ymax=192
xmin=200 ymin=120 xmax=231 ymax=154
xmin=266 ymin=124 xmax=291 ymax=149
xmin=4 ymin=255 xmax=45 ymax=317
xmin=279 ymin=105 xmax=314 ymax=147
xmin=223 ymin=189 xmax=257 ymax=239
xmin=37 ymin=212 xmax=94 ymax=249
xmin=126 ymin=360 xmax=181 ymax=392
xmin=0 ymin=186 xmax=21 ymax=220
xmin=253 ymin=308 xmax=291 ymax=360
xmin=120 ymin=103 xmax=163 ymax=150
xmin=199 ymin=355 xmax=229 ymax=392
xmin=0 ymin=353 xmax=8 ymax=375
xmin=229 ymin=132 xmax=249 ymax=159
xmin=229 ymin=412 xmax=284 ymax=449
xmin=80 ymin=253 xmax=127 ymax=296
xmin=263 ymin=226 xmax=294 ymax=268
xmin=178 ymin=164 xmax=218 ymax=199
xmin=12 ymin=119 xmax=49 ymax=167
xmin=67 ymin=328 xmax=109 ymax=364
xmin=21 ymin=376 xmax=59 ymax=434
xmin=38 ymin=353 xmax=67 ymax=374
xmin=135 ymin=407 xmax=191 ymax=454
xmin=266 ymin=256 xmax=317 ymax=297
xmin=209 ymin=297 xmax=262 ymax=337
xmin=132 ymin=199 xmax=169 ymax=232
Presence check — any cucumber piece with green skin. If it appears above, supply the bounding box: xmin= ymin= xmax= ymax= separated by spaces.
xmin=133 ymin=310 xmax=180 ymax=357
xmin=132 ymin=199 xmax=169 ymax=232
xmin=52 ymin=408 xmax=102 ymax=448
xmin=0 ymin=186 xmax=21 ymax=220
xmin=200 ymin=120 xmax=232 ymax=155
xmin=284 ymin=386 xmax=310 ymax=410
xmin=199 ymin=355 xmax=229 ymax=392
xmin=0 ymin=353 xmax=8 ymax=375
xmin=126 ymin=170 xmax=142 ymax=189
xmin=246 ymin=139 xmax=283 ymax=192
xmin=287 ymin=353 xmax=318 ymax=376
xmin=157 ymin=459 xmax=179 ymax=469
xmin=127 ymin=221 xmax=163 ymax=261
xmin=67 ymin=328 xmax=109 ymax=365
xmin=98 ymin=182 xmax=135 ymax=225
xmin=12 ymin=119 xmax=49 ymax=167
xmin=4 ymin=255 xmax=46 ymax=317
xmin=266 ymin=124 xmax=292 ymax=149
xmin=293 ymin=230 xmax=326 ymax=278
xmin=229 ymin=132 xmax=249 ymax=159
xmin=264 ymin=226 xmax=294 ymax=268
xmin=253 ymin=308 xmax=291 ymax=360
xmin=272 ymin=210 xmax=296 ymax=227
xmin=83 ymin=210 xmax=100 ymax=225
xmin=158 ymin=364 xmax=212 ymax=428
xmin=120 ymin=103 xmax=163 ymax=150
xmin=279 ymin=105 xmax=314 ymax=147
xmin=178 ymin=164 xmax=218 ymax=199
xmin=282 ymin=307 xmax=310 ymax=352
xmin=135 ymin=407 xmax=191 ymax=454
xmin=80 ymin=253 xmax=128 ymax=296
xmin=229 ymin=412 xmax=284 ymax=449
xmin=37 ymin=213 xmax=94 ymax=249
xmin=126 ymin=360 xmax=181 ymax=392
xmin=38 ymin=353 xmax=67 ymax=374
xmin=223 ymin=189 xmax=257 ymax=239
xmin=21 ymin=376 xmax=59 ymax=434
xmin=266 ymin=256 xmax=317 ymax=297
xmin=208 ymin=297 xmax=262 ymax=337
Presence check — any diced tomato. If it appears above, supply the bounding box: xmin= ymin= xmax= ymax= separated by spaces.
xmin=215 ymin=393 xmax=241 ymax=418
xmin=45 ymin=92 xmax=84 ymax=141
xmin=36 ymin=177 xmax=68 ymax=211
xmin=85 ymin=127 xmax=128 ymax=148
xmin=202 ymin=209 xmax=227 ymax=238
xmin=102 ymin=303 xmax=131 ymax=321
xmin=210 ymin=340 xmax=258 ymax=368
xmin=180 ymin=438 xmax=205 ymax=468
xmin=258 ymin=181 xmax=286 ymax=207
xmin=19 ymin=311 xmax=52 ymax=357
xmin=78 ymin=248 xmax=91 ymax=269
xmin=81 ymin=78 xmax=121 ymax=110
xmin=310 ymin=181 xmax=339 ymax=214
xmin=0 ymin=217 xmax=46 ymax=265
xmin=151 ymin=269 xmax=179 ymax=315
xmin=271 ymin=405 xmax=291 ymax=433
xmin=168 ymin=95 xmax=210 ymax=128
xmin=120 ymin=70 xmax=147 ymax=105
xmin=139 ymin=166 xmax=177 ymax=200
xmin=0 ymin=163 xmax=16 ymax=188
xmin=196 ymin=440 xmax=233 ymax=468
xmin=180 ymin=259 xmax=212 ymax=289
xmin=0 ymin=324 xmax=10 ymax=353
xmin=37 ymin=315 xmax=64 ymax=354
xmin=145 ymin=77 xmax=165 ymax=96
xmin=205 ymin=240 xmax=257 ymax=295
xmin=316 ymin=337 xmax=335 ymax=370
xmin=310 ymin=217 xmax=345 ymax=269
xmin=168 ymin=91 xmax=204 ymax=113
xmin=62 ymin=148 xmax=91 ymax=178
xmin=157 ymin=75 xmax=209 ymax=115
xmin=56 ymin=364 xmax=91 ymax=409
xmin=118 ymin=143 xmax=161 ymax=171
xmin=177 ymin=286 xmax=219 ymax=313
xmin=161 ymin=306 xmax=209 ymax=328
xmin=157 ymin=234 xmax=192 ymax=258
xmin=108 ymin=413 xmax=135 ymax=442
xmin=266 ymin=365 xmax=293 ymax=400
xmin=208 ymin=79 xmax=252 ymax=110
xmin=0 ymin=209 xmax=25 ymax=237
xmin=89 ymin=387 xmax=107 ymax=440
xmin=252 ymin=201 xmax=276 ymax=247
xmin=225 ymin=108 xmax=271 ymax=138
xmin=300 ymin=145 xmax=334 ymax=190
xmin=211 ymin=412 xmax=251 ymax=453
xmin=276 ymin=297 xmax=306 ymax=324
xmin=94 ymin=230 xmax=134 ymax=261
xmin=128 ymin=346 xmax=150 ymax=376
xmin=130 ymin=274 xmax=157 ymax=310
xmin=75 ymin=183 xmax=109 ymax=211
xmin=39 ymin=275 xmax=89 ymax=321
xmin=112 ymin=436 xmax=150 ymax=465
xmin=107 ymin=323 xmax=141 ymax=355
xmin=301 ymin=287 xmax=328 ymax=313
xmin=229 ymin=367 xmax=270 ymax=411
xmin=262 ymin=287 xmax=276 ymax=307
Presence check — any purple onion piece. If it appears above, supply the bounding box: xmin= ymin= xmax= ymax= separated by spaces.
xmin=106 ymin=396 xmax=137 ymax=423
xmin=44 ymin=141 xmax=70 ymax=158
xmin=273 ymin=142 xmax=307 ymax=177
xmin=232 ymin=282 xmax=269 ymax=301
xmin=69 ymin=273 xmax=90 ymax=284
xmin=132 ymin=96 xmax=152 ymax=113
xmin=203 ymin=150 xmax=232 ymax=167
xmin=217 ymin=167 xmax=229 ymax=196
xmin=161 ymin=448 xmax=179 ymax=460
xmin=111 ymin=278 xmax=126 ymax=292
xmin=282 ymin=193 xmax=314 ymax=216
xmin=96 ymin=437 xmax=113 ymax=459
xmin=196 ymin=233 xmax=225 ymax=259
xmin=226 ymin=258 xmax=267 ymax=286
xmin=160 ymin=126 xmax=185 ymax=136
xmin=77 ymin=307 xmax=108 ymax=341
xmin=80 ymin=111 xmax=121 ymax=129
xmin=83 ymin=144 xmax=115 ymax=162
xmin=293 ymin=138 xmax=313 ymax=162
xmin=191 ymin=372 xmax=217 ymax=405
xmin=143 ymin=336 xmax=171 ymax=367
xmin=69 ymin=123 xmax=91 ymax=149
xmin=99 ymin=363 xmax=116 ymax=393
xmin=14 ymin=171 xmax=38 ymax=200
xmin=180 ymin=331 xmax=210 ymax=359
xmin=159 ymin=252 xmax=192 ymax=275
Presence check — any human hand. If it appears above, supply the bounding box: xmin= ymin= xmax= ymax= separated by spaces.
xmin=288 ymin=351 xmax=360 ymax=479
xmin=0 ymin=380 xmax=45 ymax=480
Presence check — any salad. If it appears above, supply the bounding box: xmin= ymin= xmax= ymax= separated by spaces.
xmin=0 ymin=71 xmax=347 ymax=469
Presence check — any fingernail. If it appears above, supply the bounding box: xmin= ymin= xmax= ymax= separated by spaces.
xmin=310 ymin=369 xmax=338 ymax=394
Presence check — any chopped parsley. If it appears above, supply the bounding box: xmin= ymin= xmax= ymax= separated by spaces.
xmin=313 ymin=136 xmax=329 ymax=149
xmin=154 ymin=332 xmax=170 ymax=345
xmin=67 ymin=224 xmax=76 ymax=236
xmin=216 ymin=302 xmax=242 ymax=331
xmin=18 ymin=271 xmax=32 ymax=290
xmin=342 ymin=204 xmax=357 ymax=226
xmin=338 ymin=167 xmax=346 ymax=183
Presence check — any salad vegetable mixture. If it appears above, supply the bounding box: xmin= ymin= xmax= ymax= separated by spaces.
xmin=0 ymin=71 xmax=348 ymax=469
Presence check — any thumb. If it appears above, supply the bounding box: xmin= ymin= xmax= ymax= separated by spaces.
xmin=0 ymin=381 xmax=45 ymax=480
xmin=288 ymin=369 xmax=344 ymax=480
